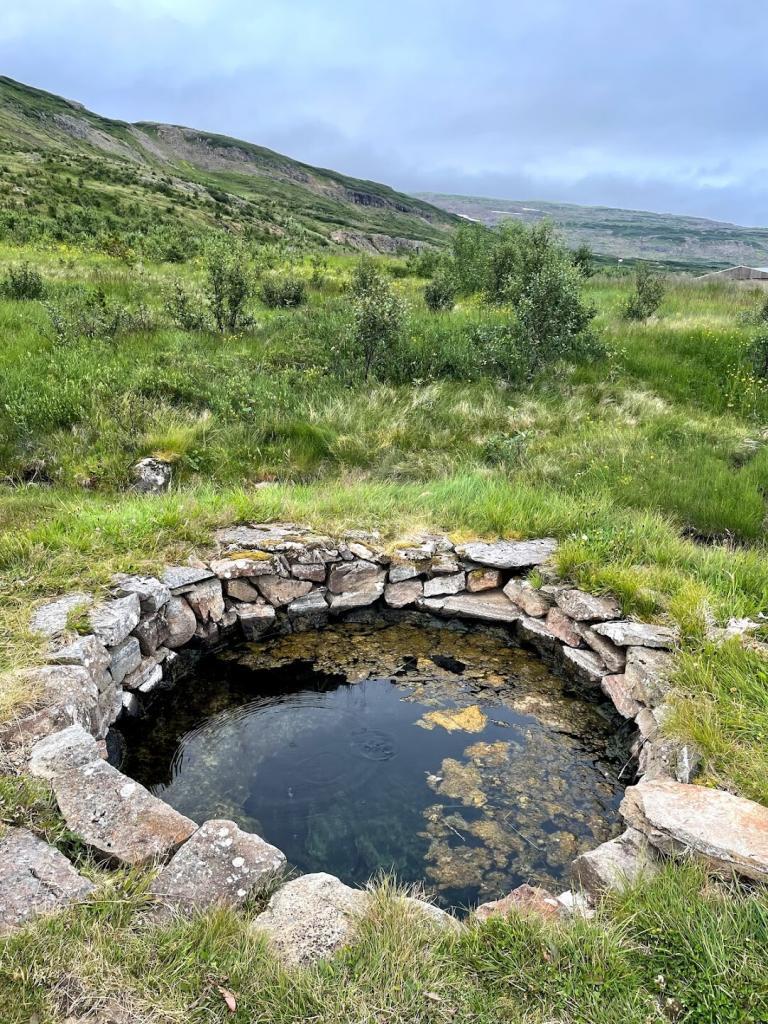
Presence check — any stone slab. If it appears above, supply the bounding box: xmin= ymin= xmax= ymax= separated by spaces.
xmin=571 ymin=828 xmax=658 ymax=899
xmin=435 ymin=590 xmax=521 ymax=624
xmin=455 ymin=538 xmax=557 ymax=570
xmin=29 ymin=724 xmax=100 ymax=780
xmin=162 ymin=565 xmax=215 ymax=592
xmin=112 ymin=575 xmax=170 ymax=614
xmin=555 ymin=589 xmax=621 ymax=622
xmin=89 ymin=594 xmax=141 ymax=647
xmin=593 ymin=621 xmax=676 ymax=650
xmin=30 ymin=593 xmax=93 ymax=638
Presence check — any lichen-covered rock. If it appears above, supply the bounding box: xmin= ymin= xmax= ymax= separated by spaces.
xmin=545 ymin=607 xmax=582 ymax=647
xmin=592 ymin=621 xmax=676 ymax=650
xmin=89 ymin=594 xmax=141 ymax=647
xmin=132 ymin=613 xmax=169 ymax=656
xmin=236 ymin=602 xmax=276 ymax=639
xmin=502 ymin=579 xmax=551 ymax=617
xmin=252 ymin=873 xmax=456 ymax=967
xmin=555 ymin=589 xmax=621 ymax=622
xmin=423 ymin=572 xmax=465 ymax=598
xmin=150 ymin=819 xmax=285 ymax=915
xmin=52 ymin=760 xmax=196 ymax=866
xmin=0 ymin=828 xmax=95 ymax=935
xmin=132 ymin=457 xmax=172 ymax=494
xmin=621 ymin=780 xmax=768 ymax=881
xmin=112 ymin=575 xmax=170 ymax=614
xmin=122 ymin=656 xmax=164 ymax=694
xmin=256 ymin=576 xmax=314 ymax=608
xmin=185 ymin=577 xmax=225 ymax=623
xmin=28 ymin=724 xmax=100 ymax=780
xmin=455 ymin=538 xmax=557 ymax=569
xmin=466 ymin=568 xmax=502 ymax=593
xmin=474 ymin=883 xmax=565 ymax=922
xmin=290 ymin=561 xmax=327 ymax=582
xmin=624 ymin=646 xmax=675 ymax=705
xmin=388 ymin=557 xmax=423 ymax=583
xmin=600 ymin=674 xmax=641 ymax=719
xmin=328 ymin=560 xmax=382 ymax=594
xmin=49 ymin=635 xmax=109 ymax=676
xmin=164 ymin=596 xmax=197 ymax=648
xmin=31 ymin=592 xmax=93 ymax=638
xmin=384 ymin=579 xmax=423 ymax=608
xmin=109 ymin=636 xmax=141 ymax=686
xmin=0 ymin=665 xmax=99 ymax=751
xmin=571 ymin=828 xmax=658 ymax=898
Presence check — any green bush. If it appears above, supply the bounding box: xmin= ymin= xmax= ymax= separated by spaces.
xmin=350 ymin=259 xmax=407 ymax=379
xmin=1 ymin=262 xmax=44 ymax=300
xmin=260 ymin=274 xmax=308 ymax=309
xmin=45 ymin=288 xmax=154 ymax=345
xmin=747 ymin=328 xmax=768 ymax=380
xmin=424 ymin=273 xmax=457 ymax=312
xmin=572 ymin=242 xmax=595 ymax=277
xmin=204 ymin=237 xmax=253 ymax=332
xmin=623 ymin=264 xmax=666 ymax=321
xmin=164 ymin=282 xmax=208 ymax=332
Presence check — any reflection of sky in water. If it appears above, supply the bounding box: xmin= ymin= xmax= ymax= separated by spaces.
xmin=118 ymin=624 xmax=629 ymax=911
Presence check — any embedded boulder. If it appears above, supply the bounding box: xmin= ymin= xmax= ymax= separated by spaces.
xmin=252 ymin=873 xmax=456 ymax=967
xmin=184 ymin=578 xmax=225 ymax=623
xmin=455 ymin=538 xmax=557 ymax=570
xmin=52 ymin=760 xmax=196 ymax=866
xmin=474 ymin=883 xmax=565 ymax=922
xmin=570 ymin=828 xmax=658 ymax=899
xmin=163 ymin=596 xmax=197 ymax=648
xmin=624 ymin=646 xmax=675 ymax=706
xmin=256 ymin=576 xmax=314 ymax=608
xmin=150 ymin=819 xmax=285 ymax=915
xmin=132 ymin=457 xmax=172 ymax=494
xmin=0 ymin=827 xmax=95 ymax=935
xmin=620 ymin=780 xmax=768 ymax=881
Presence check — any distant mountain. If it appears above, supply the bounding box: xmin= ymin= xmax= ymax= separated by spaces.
xmin=414 ymin=193 xmax=768 ymax=270
xmin=0 ymin=77 xmax=457 ymax=252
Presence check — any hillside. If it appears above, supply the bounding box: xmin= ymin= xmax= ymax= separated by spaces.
xmin=0 ymin=76 xmax=456 ymax=254
xmin=416 ymin=192 xmax=768 ymax=270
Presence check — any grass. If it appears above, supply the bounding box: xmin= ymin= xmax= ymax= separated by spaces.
xmin=2 ymin=237 xmax=768 ymax=1019
xmin=0 ymin=865 xmax=765 ymax=1023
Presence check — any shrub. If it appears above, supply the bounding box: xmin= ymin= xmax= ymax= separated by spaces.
xmin=748 ymin=328 xmax=768 ymax=380
xmin=164 ymin=282 xmax=208 ymax=332
xmin=449 ymin=222 xmax=494 ymax=294
xmin=572 ymin=243 xmax=595 ymax=277
xmin=424 ymin=273 xmax=457 ymax=312
xmin=203 ymin=237 xmax=253 ymax=333
xmin=405 ymin=248 xmax=442 ymax=277
xmin=350 ymin=260 xmax=407 ymax=378
xmin=260 ymin=274 xmax=308 ymax=309
xmin=623 ymin=264 xmax=666 ymax=321
xmin=45 ymin=288 xmax=154 ymax=345
xmin=1 ymin=262 xmax=44 ymax=300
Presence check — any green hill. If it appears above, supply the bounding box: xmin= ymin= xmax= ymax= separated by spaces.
xmin=0 ymin=76 xmax=457 ymax=256
xmin=415 ymin=192 xmax=768 ymax=270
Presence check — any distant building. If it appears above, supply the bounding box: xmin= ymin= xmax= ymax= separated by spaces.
xmin=697 ymin=265 xmax=768 ymax=282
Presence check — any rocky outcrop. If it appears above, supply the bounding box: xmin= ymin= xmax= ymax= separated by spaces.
xmin=150 ymin=819 xmax=285 ymax=915
xmin=132 ymin=457 xmax=172 ymax=494
xmin=252 ymin=872 xmax=456 ymax=967
xmin=0 ymin=828 xmax=95 ymax=935
xmin=621 ymin=780 xmax=768 ymax=881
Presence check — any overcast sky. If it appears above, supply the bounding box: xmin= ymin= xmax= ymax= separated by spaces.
xmin=2 ymin=1 xmax=767 ymax=225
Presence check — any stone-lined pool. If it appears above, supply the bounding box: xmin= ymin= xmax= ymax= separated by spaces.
xmin=115 ymin=621 xmax=631 ymax=911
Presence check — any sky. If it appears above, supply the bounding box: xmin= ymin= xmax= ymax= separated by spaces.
xmin=2 ymin=0 xmax=767 ymax=226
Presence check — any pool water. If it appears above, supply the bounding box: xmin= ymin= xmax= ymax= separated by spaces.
xmin=116 ymin=621 xmax=631 ymax=911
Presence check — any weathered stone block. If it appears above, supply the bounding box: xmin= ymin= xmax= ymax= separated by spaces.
xmin=455 ymin=538 xmax=557 ymax=570
xmin=624 ymin=646 xmax=675 ymax=705
xmin=109 ymin=636 xmax=142 ymax=686
xmin=89 ymin=594 xmax=141 ymax=647
xmin=226 ymin=578 xmax=261 ymax=602
xmin=185 ymin=578 xmax=225 ymax=624
xmin=475 ymin=883 xmax=565 ymax=922
xmin=384 ymin=579 xmax=424 ymax=608
xmin=30 ymin=593 xmax=93 ymax=638
xmin=592 ymin=621 xmax=676 ymax=650
xmin=466 ymin=568 xmax=502 ymax=593
xmin=256 ymin=576 xmax=314 ymax=608
xmin=423 ymin=572 xmax=465 ymax=598
xmin=571 ymin=828 xmax=658 ymax=899
xmin=164 ymin=596 xmax=197 ymax=649
xmin=502 ymin=579 xmax=551 ymax=616
xmin=29 ymin=724 xmax=100 ymax=780
xmin=601 ymin=674 xmax=641 ymax=718
xmin=112 ymin=575 xmax=170 ymax=614
xmin=328 ymin=560 xmax=382 ymax=594
xmin=545 ymin=607 xmax=582 ymax=647
xmin=236 ymin=602 xmax=276 ymax=639
xmin=555 ymin=589 xmax=621 ymax=622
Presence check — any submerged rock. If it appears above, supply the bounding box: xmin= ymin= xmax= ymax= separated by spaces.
xmin=416 ymin=705 xmax=488 ymax=733
xmin=0 ymin=827 xmax=95 ymax=936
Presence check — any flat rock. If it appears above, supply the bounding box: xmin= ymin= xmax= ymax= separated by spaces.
xmin=50 ymin=635 xmax=110 ymax=677
xmin=226 ymin=578 xmax=261 ymax=602
xmin=150 ymin=819 xmax=285 ymax=915
xmin=236 ymin=602 xmax=276 ymax=639
xmin=388 ymin=558 xmax=423 ymax=583
xmin=0 ymin=828 xmax=95 ymax=935
xmin=384 ymin=579 xmax=424 ymax=608
xmin=29 ymin=724 xmax=100 ymax=780
xmin=437 ymin=590 xmax=521 ymax=624
xmin=577 ymin=625 xmax=626 ymax=673
xmin=185 ymin=577 xmax=225 ymax=623
xmin=162 ymin=565 xmax=215 ymax=592
xmin=475 ymin=883 xmax=565 ymax=922
xmin=502 ymin=579 xmax=551 ymax=616
xmin=31 ymin=592 xmax=93 ymax=638
xmin=89 ymin=594 xmax=141 ymax=647
xmin=112 ymin=575 xmax=170 ymax=614
xmin=0 ymin=665 xmax=98 ymax=750
xmin=53 ymin=760 xmax=195 ymax=866
xmin=328 ymin=578 xmax=385 ymax=611
xmin=592 ymin=620 xmax=676 ymax=650
xmin=601 ymin=674 xmax=641 ymax=719
xmin=290 ymin=561 xmax=327 ymax=582
xmin=571 ymin=828 xmax=658 ymax=899
xmin=545 ymin=607 xmax=582 ymax=647
xmin=423 ymin=572 xmax=465 ymax=598
xmin=455 ymin=538 xmax=557 ymax=570
xmin=109 ymin=636 xmax=141 ymax=686
xmin=555 ymin=588 xmax=621 ymax=622
xmin=256 ymin=576 xmax=314 ymax=608
xmin=252 ymin=872 xmax=456 ymax=967
xmin=163 ymin=596 xmax=197 ymax=648
xmin=287 ymin=590 xmax=329 ymax=630
xmin=328 ymin=560 xmax=382 ymax=594
xmin=559 ymin=646 xmax=608 ymax=686
xmin=620 ymin=780 xmax=768 ymax=881
xmin=210 ymin=553 xmax=279 ymax=579
xmin=466 ymin=568 xmax=502 ymax=593
xmin=517 ymin=614 xmax=558 ymax=651
xmin=624 ymin=646 xmax=675 ymax=705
